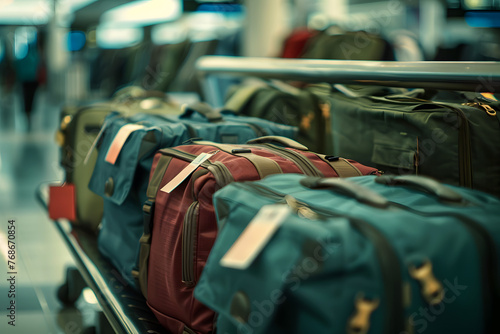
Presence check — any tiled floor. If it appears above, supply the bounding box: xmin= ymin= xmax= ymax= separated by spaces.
xmin=0 ymin=85 xmax=100 ymax=334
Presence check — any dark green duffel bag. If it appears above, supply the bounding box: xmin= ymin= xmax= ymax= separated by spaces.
xmin=224 ymin=82 xmax=333 ymax=155
xmin=310 ymin=85 xmax=500 ymax=196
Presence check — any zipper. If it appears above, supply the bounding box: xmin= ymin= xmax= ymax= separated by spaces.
xmin=182 ymin=201 xmax=199 ymax=286
xmin=159 ymin=147 xmax=233 ymax=288
xmin=462 ymin=102 xmax=497 ymax=116
xmin=435 ymin=103 xmax=472 ymax=188
xmin=258 ymin=143 xmax=323 ymax=177
xmin=391 ymin=202 xmax=499 ymax=333
xmin=232 ymin=182 xmax=404 ymax=334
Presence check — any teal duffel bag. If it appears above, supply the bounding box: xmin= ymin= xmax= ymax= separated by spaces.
xmin=194 ymin=174 xmax=500 ymax=334
xmin=88 ymin=105 xmax=298 ymax=289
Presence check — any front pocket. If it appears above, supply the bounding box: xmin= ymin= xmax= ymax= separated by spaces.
xmin=182 ymin=201 xmax=199 ymax=286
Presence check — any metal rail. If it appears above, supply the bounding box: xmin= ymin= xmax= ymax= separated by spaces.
xmin=196 ymin=56 xmax=500 ymax=92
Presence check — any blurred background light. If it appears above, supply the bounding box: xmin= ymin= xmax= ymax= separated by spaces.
xmin=0 ymin=0 xmax=96 ymax=25
xmin=96 ymin=24 xmax=143 ymax=49
xmin=100 ymin=0 xmax=182 ymax=27
xmin=152 ymin=22 xmax=188 ymax=45
xmin=14 ymin=26 xmax=37 ymax=60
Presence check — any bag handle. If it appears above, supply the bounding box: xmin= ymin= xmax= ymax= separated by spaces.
xmin=300 ymin=177 xmax=389 ymax=208
xmin=180 ymin=102 xmax=223 ymax=122
xmin=374 ymin=175 xmax=463 ymax=203
xmin=246 ymin=136 xmax=308 ymax=151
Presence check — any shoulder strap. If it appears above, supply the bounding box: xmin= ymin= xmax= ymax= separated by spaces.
xmin=137 ymin=155 xmax=173 ymax=297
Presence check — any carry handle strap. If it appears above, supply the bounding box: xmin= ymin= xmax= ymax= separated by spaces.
xmin=180 ymin=102 xmax=223 ymax=122
xmin=300 ymin=177 xmax=389 ymax=208
xmin=315 ymin=154 xmax=363 ymax=178
xmin=193 ymin=141 xmax=283 ymax=179
xmin=247 ymin=136 xmax=308 ymax=151
xmin=374 ymin=175 xmax=463 ymax=203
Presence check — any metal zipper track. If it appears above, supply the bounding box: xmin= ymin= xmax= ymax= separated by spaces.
xmin=259 ymin=143 xmax=323 ymax=177
xmin=232 ymin=182 xmax=404 ymax=334
xmin=434 ymin=103 xmax=472 ymax=188
xmin=182 ymin=201 xmax=199 ymax=286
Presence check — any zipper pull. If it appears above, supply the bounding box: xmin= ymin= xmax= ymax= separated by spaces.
xmin=347 ymin=293 xmax=380 ymax=334
xmin=462 ymin=102 xmax=497 ymax=116
xmin=408 ymin=260 xmax=444 ymax=305
xmin=284 ymin=195 xmax=319 ymax=220
xmin=479 ymin=103 xmax=497 ymax=116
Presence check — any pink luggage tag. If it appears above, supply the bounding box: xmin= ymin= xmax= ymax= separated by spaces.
xmin=48 ymin=183 xmax=77 ymax=221
xmin=105 ymin=124 xmax=145 ymax=165
xmin=160 ymin=151 xmax=217 ymax=193
xmin=220 ymin=204 xmax=290 ymax=270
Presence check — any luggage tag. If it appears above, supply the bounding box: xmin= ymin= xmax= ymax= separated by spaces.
xmin=220 ymin=204 xmax=290 ymax=270
xmin=160 ymin=151 xmax=217 ymax=193
xmin=83 ymin=120 xmax=109 ymax=165
xmin=48 ymin=183 xmax=77 ymax=221
xmin=480 ymin=92 xmax=498 ymax=102
xmin=105 ymin=124 xmax=146 ymax=165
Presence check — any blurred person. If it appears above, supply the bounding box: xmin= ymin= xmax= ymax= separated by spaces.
xmin=14 ymin=32 xmax=41 ymax=131
xmin=0 ymin=36 xmax=17 ymax=130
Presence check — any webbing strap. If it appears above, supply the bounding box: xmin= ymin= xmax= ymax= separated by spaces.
xmin=315 ymin=153 xmax=363 ymax=177
xmin=194 ymin=141 xmax=283 ymax=179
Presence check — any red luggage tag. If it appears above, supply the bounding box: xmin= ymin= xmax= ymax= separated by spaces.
xmin=105 ymin=124 xmax=145 ymax=165
xmin=48 ymin=183 xmax=77 ymax=221
xmin=220 ymin=204 xmax=290 ymax=270
xmin=160 ymin=151 xmax=217 ymax=193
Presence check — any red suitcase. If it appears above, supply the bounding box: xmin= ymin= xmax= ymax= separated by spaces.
xmin=138 ymin=136 xmax=379 ymax=333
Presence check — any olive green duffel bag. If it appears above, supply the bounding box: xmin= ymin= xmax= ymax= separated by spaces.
xmin=56 ymin=86 xmax=183 ymax=233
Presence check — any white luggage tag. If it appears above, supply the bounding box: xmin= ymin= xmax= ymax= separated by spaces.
xmin=220 ymin=204 xmax=290 ymax=270
xmin=160 ymin=151 xmax=217 ymax=193
xmin=105 ymin=124 xmax=146 ymax=165
xmin=83 ymin=120 xmax=109 ymax=165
